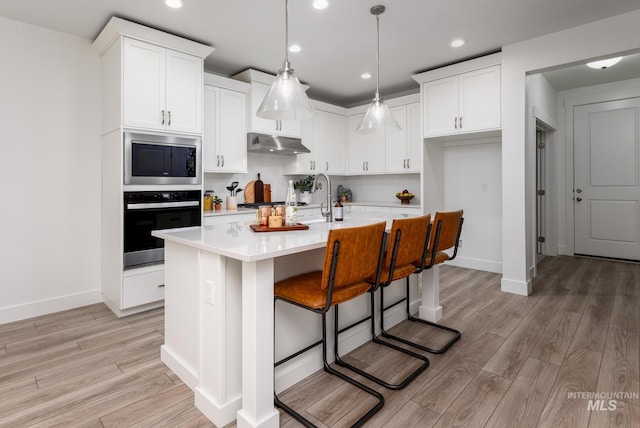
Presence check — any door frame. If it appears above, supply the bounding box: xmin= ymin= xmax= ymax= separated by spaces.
xmin=563 ymin=82 xmax=640 ymax=256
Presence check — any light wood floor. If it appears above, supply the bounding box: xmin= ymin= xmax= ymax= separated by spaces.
xmin=1 ymin=256 xmax=638 ymax=427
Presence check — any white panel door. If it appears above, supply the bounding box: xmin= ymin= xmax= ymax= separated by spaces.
xmin=459 ymin=65 xmax=501 ymax=133
xmin=123 ymin=38 xmax=165 ymax=131
xmin=324 ymin=112 xmax=346 ymax=174
xmin=574 ymin=98 xmax=640 ymax=260
xmin=422 ymin=75 xmax=458 ymax=137
xmin=218 ymin=89 xmax=247 ymax=172
xmin=165 ymin=49 xmax=202 ymax=134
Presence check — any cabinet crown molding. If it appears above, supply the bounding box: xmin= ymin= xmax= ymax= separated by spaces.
xmin=204 ymin=72 xmax=250 ymax=93
xmin=412 ymin=52 xmax=501 ymax=84
xmin=93 ymin=16 xmax=214 ymax=59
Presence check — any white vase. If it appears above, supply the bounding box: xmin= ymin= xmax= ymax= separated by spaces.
xmin=298 ymin=191 xmax=312 ymax=204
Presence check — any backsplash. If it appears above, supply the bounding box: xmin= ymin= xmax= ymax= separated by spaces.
xmin=203 ymin=153 xmax=420 ymax=205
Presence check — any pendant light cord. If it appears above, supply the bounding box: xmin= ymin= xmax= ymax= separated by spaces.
xmin=284 ymin=0 xmax=289 ymax=66
xmin=375 ymin=13 xmax=380 ymax=98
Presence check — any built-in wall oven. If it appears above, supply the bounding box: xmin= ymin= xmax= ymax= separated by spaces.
xmin=123 ymin=190 xmax=201 ymax=269
xmin=124 ymin=131 xmax=201 ymax=185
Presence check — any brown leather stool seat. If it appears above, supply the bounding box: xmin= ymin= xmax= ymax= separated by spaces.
xmin=333 ymin=215 xmax=432 ymax=390
xmin=273 ymin=222 xmax=387 ymax=427
xmin=380 ymin=210 xmax=464 ymax=354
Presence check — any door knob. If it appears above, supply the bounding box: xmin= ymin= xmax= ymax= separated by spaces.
xmin=576 ymin=197 xmax=582 ymax=202
xmin=576 ymin=188 xmax=582 ymax=193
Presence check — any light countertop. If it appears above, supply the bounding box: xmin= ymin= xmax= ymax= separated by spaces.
xmin=153 ymin=212 xmax=411 ymax=262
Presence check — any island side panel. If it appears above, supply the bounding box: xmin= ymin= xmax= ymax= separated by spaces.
xmin=195 ymin=253 xmax=243 ymax=426
xmin=161 ymin=240 xmax=200 ymax=387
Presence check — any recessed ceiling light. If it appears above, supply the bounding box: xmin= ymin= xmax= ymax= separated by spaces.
xmin=450 ymin=38 xmax=465 ymax=48
xmin=313 ymin=0 xmax=328 ymax=10
xmin=587 ymin=56 xmax=623 ymax=69
xmin=361 ymin=72 xmax=372 ymax=79
xmin=289 ymin=44 xmax=301 ymax=53
xmin=165 ymin=0 xmax=183 ymax=8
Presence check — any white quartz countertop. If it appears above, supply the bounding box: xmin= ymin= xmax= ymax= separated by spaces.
xmin=153 ymin=212 xmax=411 ymax=262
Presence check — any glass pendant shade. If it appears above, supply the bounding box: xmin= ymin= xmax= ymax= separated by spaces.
xmin=256 ymin=0 xmax=314 ymax=121
xmin=356 ymin=93 xmax=401 ymax=134
xmin=356 ymin=5 xmax=400 ymax=134
xmin=256 ymin=61 xmax=314 ymax=120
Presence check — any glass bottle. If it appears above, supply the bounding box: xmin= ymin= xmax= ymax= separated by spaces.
xmin=285 ymin=180 xmax=297 ymax=226
xmin=333 ymin=199 xmax=343 ymax=221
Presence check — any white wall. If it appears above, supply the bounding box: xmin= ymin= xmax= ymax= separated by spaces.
xmin=501 ymin=9 xmax=640 ymax=296
xmin=0 ymin=17 xmax=102 ymax=323
xmin=443 ymin=141 xmax=502 ymax=273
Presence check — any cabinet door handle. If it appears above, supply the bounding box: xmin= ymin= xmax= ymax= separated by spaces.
xmin=459 ymin=116 xmax=462 ymax=129
xmin=407 ymin=158 xmax=410 ymax=169
xmin=161 ymin=110 xmax=165 ymax=125
xmin=216 ymin=155 xmax=220 ymax=167
xmin=366 ymin=161 xmax=369 ymax=171
xmin=325 ymin=161 xmax=328 ymax=171
xmin=403 ymin=159 xmax=406 ymax=168
xmin=454 ymin=116 xmax=457 ymax=129
xmin=167 ymin=111 xmax=172 ymax=126
xmin=362 ymin=161 xmax=365 ymax=171
xmin=221 ymin=155 xmax=224 ymax=167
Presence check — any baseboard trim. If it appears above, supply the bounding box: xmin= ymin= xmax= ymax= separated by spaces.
xmin=195 ymin=387 xmax=242 ymax=428
xmin=0 ymin=289 xmax=102 ymax=325
xmin=161 ymin=345 xmax=198 ymax=389
xmin=446 ymin=256 xmax=502 ymax=273
xmin=501 ymin=277 xmax=532 ymax=296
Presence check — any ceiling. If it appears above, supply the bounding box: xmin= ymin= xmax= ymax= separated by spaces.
xmin=2 ymin=0 xmax=640 ymax=106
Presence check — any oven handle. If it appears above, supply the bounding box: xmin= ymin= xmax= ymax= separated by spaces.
xmin=126 ymin=201 xmax=200 ymax=210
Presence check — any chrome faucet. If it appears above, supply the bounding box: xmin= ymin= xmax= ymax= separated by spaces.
xmin=312 ymin=173 xmax=332 ymax=222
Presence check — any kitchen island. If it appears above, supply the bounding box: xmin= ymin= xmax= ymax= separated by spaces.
xmin=152 ymin=212 xmax=444 ymax=428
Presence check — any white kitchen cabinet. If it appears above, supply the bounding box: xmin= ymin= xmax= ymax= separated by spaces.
xmin=123 ymin=38 xmax=203 ymax=134
xmin=94 ymin=17 xmax=213 ymax=316
xmin=203 ymin=74 xmax=249 ymax=173
xmin=348 ymin=114 xmax=386 ymax=174
xmin=385 ymin=103 xmax=421 ymax=173
xmin=421 ymin=64 xmax=500 ymax=138
xmin=296 ymin=109 xmax=347 ymax=174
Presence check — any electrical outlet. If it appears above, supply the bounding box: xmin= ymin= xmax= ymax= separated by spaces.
xmin=458 ymin=239 xmax=463 ymax=248
xmin=205 ymin=280 xmax=214 ymax=305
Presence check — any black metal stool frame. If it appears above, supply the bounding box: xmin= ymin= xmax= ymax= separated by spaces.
xmin=379 ymin=217 xmax=463 ymax=354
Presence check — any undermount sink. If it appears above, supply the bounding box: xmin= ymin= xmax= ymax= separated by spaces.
xmin=299 ymin=218 xmax=327 ymax=224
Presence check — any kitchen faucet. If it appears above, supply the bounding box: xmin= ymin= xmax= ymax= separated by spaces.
xmin=312 ymin=173 xmax=332 ymax=222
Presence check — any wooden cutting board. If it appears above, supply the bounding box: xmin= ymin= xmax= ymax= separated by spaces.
xmin=244 ymin=180 xmax=255 ymax=203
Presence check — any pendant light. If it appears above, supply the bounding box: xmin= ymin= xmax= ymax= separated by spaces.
xmin=356 ymin=5 xmax=401 ymax=134
xmin=256 ymin=0 xmax=314 ymax=121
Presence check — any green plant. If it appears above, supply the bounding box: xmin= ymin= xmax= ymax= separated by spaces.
xmin=213 ymin=196 xmax=223 ymax=204
xmin=294 ymin=175 xmax=316 ymax=192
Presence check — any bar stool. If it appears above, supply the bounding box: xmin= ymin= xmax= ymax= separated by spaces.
xmin=334 ymin=215 xmax=431 ymax=390
xmin=273 ymin=222 xmax=387 ymax=427
xmin=380 ymin=210 xmax=464 ymax=354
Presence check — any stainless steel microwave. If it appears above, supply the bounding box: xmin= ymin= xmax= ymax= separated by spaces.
xmin=124 ymin=131 xmax=201 ymax=185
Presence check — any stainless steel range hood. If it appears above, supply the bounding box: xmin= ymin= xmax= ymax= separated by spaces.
xmin=247 ymin=133 xmax=310 ymax=155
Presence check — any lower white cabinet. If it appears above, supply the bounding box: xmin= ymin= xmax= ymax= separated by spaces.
xmin=203 ymin=74 xmax=250 ymax=173
xmin=122 ymin=267 xmax=165 ymax=309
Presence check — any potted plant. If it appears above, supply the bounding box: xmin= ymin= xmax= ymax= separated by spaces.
xmin=213 ymin=195 xmax=223 ymax=211
xmin=294 ymin=175 xmax=317 ymax=204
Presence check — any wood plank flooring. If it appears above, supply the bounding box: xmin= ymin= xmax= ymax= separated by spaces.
xmin=1 ymin=256 xmax=638 ymax=427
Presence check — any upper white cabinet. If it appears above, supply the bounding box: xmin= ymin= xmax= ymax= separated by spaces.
xmin=413 ymin=53 xmax=501 ymax=139
xmin=123 ymin=38 xmax=203 ymax=134
xmin=296 ymin=107 xmax=347 ymax=174
xmin=347 ymin=114 xmax=386 ymax=174
xmin=203 ymin=74 xmax=249 ymax=173
xmin=93 ymin=17 xmax=213 ymax=136
xmin=233 ymin=69 xmax=303 ymax=138
xmin=385 ymin=103 xmax=421 ymax=173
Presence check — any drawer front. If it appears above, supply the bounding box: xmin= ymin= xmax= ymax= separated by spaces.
xmin=123 ymin=269 xmax=165 ymax=308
